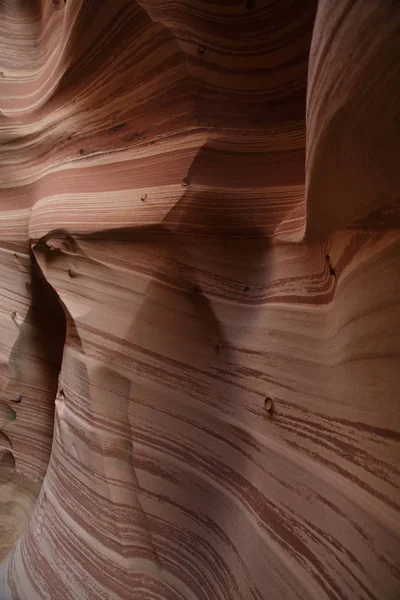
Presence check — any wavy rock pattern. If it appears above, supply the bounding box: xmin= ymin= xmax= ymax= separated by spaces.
xmin=0 ymin=1 xmax=399 ymax=599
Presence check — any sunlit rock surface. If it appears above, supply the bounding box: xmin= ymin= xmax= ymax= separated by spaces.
xmin=0 ymin=1 xmax=399 ymax=598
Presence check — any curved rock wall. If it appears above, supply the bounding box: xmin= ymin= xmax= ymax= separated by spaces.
xmin=0 ymin=1 xmax=399 ymax=599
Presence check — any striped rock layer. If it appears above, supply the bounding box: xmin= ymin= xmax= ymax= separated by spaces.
xmin=0 ymin=1 xmax=400 ymax=599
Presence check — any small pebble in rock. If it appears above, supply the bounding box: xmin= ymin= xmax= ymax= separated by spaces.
xmin=264 ymin=397 xmax=273 ymax=412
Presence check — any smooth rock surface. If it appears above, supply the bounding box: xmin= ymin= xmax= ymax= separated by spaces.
xmin=0 ymin=1 xmax=399 ymax=599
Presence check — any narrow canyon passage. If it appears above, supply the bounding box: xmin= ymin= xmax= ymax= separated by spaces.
xmin=0 ymin=1 xmax=399 ymax=599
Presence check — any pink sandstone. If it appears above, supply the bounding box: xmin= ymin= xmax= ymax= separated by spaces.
xmin=0 ymin=1 xmax=399 ymax=598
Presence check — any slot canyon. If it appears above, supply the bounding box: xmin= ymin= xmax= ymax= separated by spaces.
xmin=0 ymin=1 xmax=399 ymax=598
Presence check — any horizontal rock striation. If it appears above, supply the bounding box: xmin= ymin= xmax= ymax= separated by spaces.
xmin=0 ymin=1 xmax=399 ymax=598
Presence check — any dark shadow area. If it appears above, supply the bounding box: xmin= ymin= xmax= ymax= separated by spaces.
xmin=4 ymin=249 xmax=66 ymax=481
